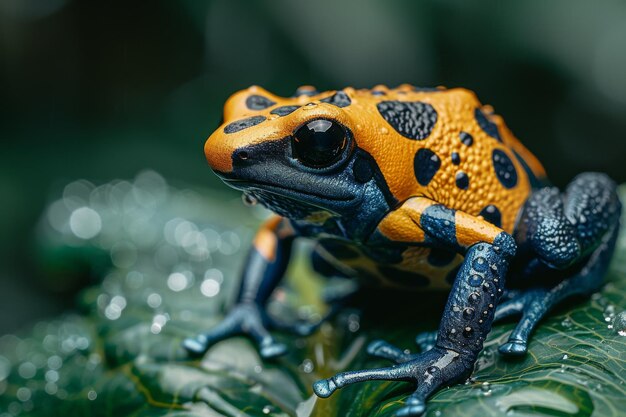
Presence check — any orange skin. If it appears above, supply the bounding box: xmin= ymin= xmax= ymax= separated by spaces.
xmin=205 ymin=85 xmax=547 ymax=290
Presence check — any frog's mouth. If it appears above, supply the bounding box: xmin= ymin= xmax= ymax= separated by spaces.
xmin=221 ymin=178 xmax=359 ymax=220
xmin=222 ymin=179 xmax=357 ymax=203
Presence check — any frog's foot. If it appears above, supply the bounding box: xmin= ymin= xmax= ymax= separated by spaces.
xmin=498 ymin=173 xmax=620 ymax=357
xmin=497 ymin=225 xmax=618 ymax=357
xmin=267 ymin=287 xmax=356 ymax=337
xmin=314 ymin=346 xmax=469 ymax=416
xmin=183 ymin=302 xmax=287 ymax=359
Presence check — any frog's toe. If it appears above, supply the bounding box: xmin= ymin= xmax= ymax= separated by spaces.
xmin=182 ymin=336 xmax=208 ymax=356
xmin=259 ymin=339 xmax=288 ymax=359
xmin=366 ymin=339 xmax=413 ymax=363
xmin=396 ymin=397 xmax=426 ymax=417
xmin=414 ymin=331 xmax=437 ymax=352
xmin=498 ymin=339 xmax=528 ymax=357
xmin=313 ymin=378 xmax=337 ymax=398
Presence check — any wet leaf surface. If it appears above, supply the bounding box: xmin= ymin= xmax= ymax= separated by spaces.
xmin=0 ymin=172 xmax=624 ymax=417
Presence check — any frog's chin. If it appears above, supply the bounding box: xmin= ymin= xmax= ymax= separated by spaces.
xmin=221 ymin=178 xmax=360 ymax=219
xmin=222 ymin=179 xmax=357 ymax=203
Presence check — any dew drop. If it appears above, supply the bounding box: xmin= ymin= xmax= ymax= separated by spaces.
xmin=603 ymin=304 xmax=616 ymax=322
xmin=18 ymin=362 xmax=36 ymax=379
xmin=469 ymin=275 xmax=482 ymax=287
xmin=463 ymin=327 xmax=474 ymax=338
xmin=16 ymin=387 xmax=31 ymax=402
xmin=147 ymin=293 xmax=162 ymax=308
xmin=299 ymin=359 xmax=314 ymax=373
xmin=611 ymin=311 xmax=626 ymax=336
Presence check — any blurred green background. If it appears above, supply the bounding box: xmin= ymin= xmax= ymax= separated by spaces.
xmin=1 ymin=0 xmax=626 ymax=335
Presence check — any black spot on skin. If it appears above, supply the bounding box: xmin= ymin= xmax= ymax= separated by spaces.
xmin=451 ymin=152 xmax=461 ymax=165
xmin=455 ymin=171 xmax=470 ymax=190
xmin=246 ymin=95 xmax=275 ymax=110
xmin=270 ymin=105 xmax=300 ymax=117
xmin=377 ymin=101 xmax=438 ymax=140
xmin=428 ymin=248 xmax=456 ymax=267
xmin=492 ymin=149 xmax=518 ymax=189
xmin=352 ymin=157 xmax=374 ymax=183
xmin=459 ymin=131 xmax=473 ymax=146
xmin=371 ymin=90 xmax=386 ymax=96
xmin=472 ymin=257 xmax=488 ymax=273
xmin=321 ymin=91 xmax=351 ymax=108
xmin=378 ymin=266 xmax=430 ymax=287
xmin=474 ymin=108 xmax=502 ymax=142
xmin=479 ymin=205 xmax=502 ymax=228
xmin=414 ymin=148 xmax=441 ymax=186
xmin=294 ymin=86 xmax=318 ymax=97
xmin=224 ymin=116 xmax=266 ymax=134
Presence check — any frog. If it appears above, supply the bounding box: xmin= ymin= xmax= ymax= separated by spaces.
xmin=183 ymin=84 xmax=621 ymax=416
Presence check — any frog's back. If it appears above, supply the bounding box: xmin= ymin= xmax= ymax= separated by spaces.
xmin=332 ymin=85 xmax=545 ymax=233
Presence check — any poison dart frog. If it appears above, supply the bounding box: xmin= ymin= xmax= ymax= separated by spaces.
xmin=184 ymin=84 xmax=621 ymax=416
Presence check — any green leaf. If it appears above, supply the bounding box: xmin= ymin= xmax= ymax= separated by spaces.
xmin=1 ymin=172 xmax=625 ymax=417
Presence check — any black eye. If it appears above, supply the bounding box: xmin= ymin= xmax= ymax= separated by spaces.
xmin=292 ymin=119 xmax=347 ymax=168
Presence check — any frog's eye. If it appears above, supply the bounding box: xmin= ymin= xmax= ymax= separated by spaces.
xmin=292 ymin=119 xmax=347 ymax=168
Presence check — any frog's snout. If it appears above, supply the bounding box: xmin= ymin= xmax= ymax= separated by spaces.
xmin=203 ymin=133 xmax=236 ymax=175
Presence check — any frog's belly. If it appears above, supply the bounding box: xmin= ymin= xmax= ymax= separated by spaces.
xmin=315 ymin=240 xmax=463 ymax=291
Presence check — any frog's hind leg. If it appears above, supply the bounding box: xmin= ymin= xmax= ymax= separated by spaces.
xmin=498 ymin=173 xmax=621 ymax=356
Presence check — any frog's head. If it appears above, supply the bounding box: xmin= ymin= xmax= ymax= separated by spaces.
xmin=204 ymin=85 xmax=393 ymax=223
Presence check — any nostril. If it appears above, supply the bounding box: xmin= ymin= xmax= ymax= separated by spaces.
xmin=236 ymin=150 xmax=249 ymax=160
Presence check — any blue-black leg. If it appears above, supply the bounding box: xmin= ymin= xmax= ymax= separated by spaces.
xmin=314 ymin=236 xmax=515 ymax=416
xmin=183 ymin=217 xmax=295 ymax=358
xmin=499 ymin=173 xmax=621 ymax=356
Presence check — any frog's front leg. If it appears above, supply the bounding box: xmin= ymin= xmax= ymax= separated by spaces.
xmin=183 ymin=215 xmax=296 ymax=358
xmin=313 ymin=198 xmax=516 ymax=416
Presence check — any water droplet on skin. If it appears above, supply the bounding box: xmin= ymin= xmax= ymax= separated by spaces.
xmin=463 ymin=327 xmax=474 ymax=338
xmin=242 ymin=193 xmax=258 ymax=206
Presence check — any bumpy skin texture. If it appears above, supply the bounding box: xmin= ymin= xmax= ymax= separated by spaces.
xmin=185 ymin=84 xmax=621 ymax=416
